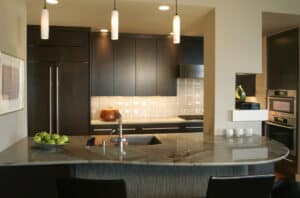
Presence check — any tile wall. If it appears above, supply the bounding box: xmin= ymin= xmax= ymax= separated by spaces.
xmin=91 ymin=78 xmax=203 ymax=120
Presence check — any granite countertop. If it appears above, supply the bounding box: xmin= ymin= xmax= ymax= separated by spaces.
xmin=91 ymin=117 xmax=202 ymax=125
xmin=0 ymin=133 xmax=288 ymax=167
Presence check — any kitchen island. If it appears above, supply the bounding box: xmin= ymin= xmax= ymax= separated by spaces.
xmin=0 ymin=133 xmax=289 ymax=198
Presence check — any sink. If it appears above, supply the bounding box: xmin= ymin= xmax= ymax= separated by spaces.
xmin=126 ymin=135 xmax=162 ymax=145
xmin=110 ymin=135 xmax=162 ymax=145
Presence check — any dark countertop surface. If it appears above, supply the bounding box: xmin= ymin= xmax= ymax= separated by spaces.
xmin=0 ymin=133 xmax=288 ymax=167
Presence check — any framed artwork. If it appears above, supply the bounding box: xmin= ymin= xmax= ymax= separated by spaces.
xmin=0 ymin=52 xmax=25 ymax=115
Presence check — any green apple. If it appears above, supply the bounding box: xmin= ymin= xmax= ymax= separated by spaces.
xmin=56 ymin=138 xmax=65 ymax=145
xmin=33 ymin=136 xmax=42 ymax=143
xmin=44 ymin=134 xmax=51 ymax=141
xmin=51 ymin=134 xmax=60 ymax=140
xmin=40 ymin=131 xmax=48 ymax=138
xmin=47 ymin=139 xmax=56 ymax=145
xmin=60 ymin=135 xmax=69 ymax=143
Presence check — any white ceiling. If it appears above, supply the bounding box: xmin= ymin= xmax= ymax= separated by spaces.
xmin=263 ymin=12 xmax=300 ymax=35
xmin=26 ymin=0 xmax=213 ymax=36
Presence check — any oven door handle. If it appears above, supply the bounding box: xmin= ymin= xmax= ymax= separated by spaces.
xmin=267 ymin=96 xmax=295 ymax=100
xmin=265 ymin=121 xmax=295 ymax=130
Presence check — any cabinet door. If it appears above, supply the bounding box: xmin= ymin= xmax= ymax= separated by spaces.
xmin=136 ymin=38 xmax=157 ymax=96
xmin=91 ymin=33 xmax=114 ymax=96
xmin=28 ymin=61 xmax=54 ymax=136
xmin=178 ymin=36 xmax=204 ymax=65
xmin=267 ymin=28 xmax=299 ymax=90
xmin=58 ymin=62 xmax=89 ymax=135
xmin=157 ymin=38 xmax=178 ymax=96
xmin=113 ymin=37 xmax=136 ymax=96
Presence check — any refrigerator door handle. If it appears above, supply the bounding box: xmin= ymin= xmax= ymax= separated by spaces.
xmin=56 ymin=66 xmax=60 ymax=134
xmin=49 ymin=66 xmax=53 ymax=135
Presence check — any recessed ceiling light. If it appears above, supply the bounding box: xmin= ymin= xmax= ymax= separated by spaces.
xmin=158 ymin=5 xmax=170 ymax=11
xmin=46 ymin=0 xmax=59 ymax=4
xmin=100 ymin=29 xmax=109 ymax=33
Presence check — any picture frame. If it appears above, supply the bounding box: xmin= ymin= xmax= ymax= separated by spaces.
xmin=0 ymin=51 xmax=25 ymax=115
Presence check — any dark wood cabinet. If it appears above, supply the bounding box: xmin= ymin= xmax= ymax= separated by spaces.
xmin=236 ymin=74 xmax=256 ymax=96
xmin=91 ymin=122 xmax=203 ymax=134
xmin=178 ymin=37 xmax=204 ymax=65
xmin=113 ymin=37 xmax=136 ymax=96
xmin=267 ymin=28 xmax=299 ymax=90
xmin=157 ymin=37 xmax=178 ymax=96
xmin=27 ymin=26 xmax=90 ymax=136
xmin=91 ymin=34 xmax=183 ymax=96
xmin=58 ymin=62 xmax=89 ymax=135
xmin=91 ymin=33 xmax=114 ymax=96
xmin=136 ymin=37 xmax=157 ymax=96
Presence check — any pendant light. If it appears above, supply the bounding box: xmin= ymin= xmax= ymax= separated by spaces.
xmin=46 ymin=0 xmax=59 ymax=4
xmin=41 ymin=0 xmax=49 ymax=40
xmin=173 ymin=0 xmax=181 ymax=44
xmin=111 ymin=0 xmax=119 ymax=40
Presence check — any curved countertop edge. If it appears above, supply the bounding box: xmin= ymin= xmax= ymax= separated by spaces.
xmin=0 ymin=151 xmax=289 ymax=168
xmin=0 ymin=134 xmax=290 ymax=167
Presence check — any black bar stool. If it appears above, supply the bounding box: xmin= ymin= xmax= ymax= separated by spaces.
xmin=206 ymin=175 xmax=275 ymax=198
xmin=56 ymin=178 xmax=127 ymax=198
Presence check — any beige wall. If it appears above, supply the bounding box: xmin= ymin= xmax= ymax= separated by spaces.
xmin=0 ymin=0 xmax=27 ymax=151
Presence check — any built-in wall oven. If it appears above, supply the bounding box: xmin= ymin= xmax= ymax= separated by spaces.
xmin=266 ymin=90 xmax=297 ymax=156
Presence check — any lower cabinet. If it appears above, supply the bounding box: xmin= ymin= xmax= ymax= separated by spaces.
xmin=91 ymin=123 xmax=203 ymax=135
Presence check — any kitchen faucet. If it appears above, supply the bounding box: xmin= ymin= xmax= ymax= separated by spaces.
xmin=110 ymin=112 xmax=126 ymax=155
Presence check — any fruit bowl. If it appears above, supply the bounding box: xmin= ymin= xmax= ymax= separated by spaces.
xmin=32 ymin=132 xmax=70 ymax=152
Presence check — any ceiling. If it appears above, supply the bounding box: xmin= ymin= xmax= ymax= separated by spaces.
xmin=26 ymin=0 xmax=213 ymax=36
xmin=263 ymin=12 xmax=300 ymax=35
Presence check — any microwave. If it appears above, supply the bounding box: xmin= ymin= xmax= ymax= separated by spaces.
xmin=267 ymin=90 xmax=297 ymax=119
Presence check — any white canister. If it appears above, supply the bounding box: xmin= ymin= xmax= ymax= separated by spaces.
xmin=245 ymin=128 xmax=254 ymax=136
xmin=234 ymin=128 xmax=244 ymax=137
xmin=224 ymin=128 xmax=234 ymax=138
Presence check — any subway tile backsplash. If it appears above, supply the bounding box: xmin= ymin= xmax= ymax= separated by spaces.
xmin=91 ymin=78 xmax=203 ymax=120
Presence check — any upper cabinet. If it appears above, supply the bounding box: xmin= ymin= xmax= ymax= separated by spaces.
xmin=91 ymin=34 xmax=203 ymax=96
xmin=157 ymin=37 xmax=178 ymax=96
xmin=136 ymin=37 xmax=157 ymax=96
xmin=178 ymin=37 xmax=204 ymax=65
xmin=267 ymin=28 xmax=299 ymax=90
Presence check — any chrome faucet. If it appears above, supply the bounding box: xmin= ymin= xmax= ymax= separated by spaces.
xmin=110 ymin=112 xmax=126 ymax=155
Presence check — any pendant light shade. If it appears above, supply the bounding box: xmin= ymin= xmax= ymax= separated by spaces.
xmin=46 ymin=0 xmax=59 ymax=4
xmin=41 ymin=2 xmax=49 ymax=40
xmin=173 ymin=0 xmax=180 ymax=44
xmin=173 ymin=15 xmax=180 ymax=44
xmin=111 ymin=0 xmax=119 ymax=40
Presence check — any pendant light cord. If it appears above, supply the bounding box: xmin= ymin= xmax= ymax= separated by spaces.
xmin=43 ymin=0 xmax=47 ymax=9
xmin=114 ymin=0 xmax=116 ymax=10
xmin=175 ymin=0 xmax=178 ymax=15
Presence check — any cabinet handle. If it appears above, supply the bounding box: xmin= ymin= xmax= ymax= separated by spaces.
xmin=185 ymin=126 xmax=203 ymax=129
xmin=49 ymin=66 xmax=53 ymax=135
xmin=142 ymin=127 xmax=180 ymax=130
xmin=56 ymin=66 xmax=60 ymax=134
xmin=93 ymin=129 xmax=113 ymax=132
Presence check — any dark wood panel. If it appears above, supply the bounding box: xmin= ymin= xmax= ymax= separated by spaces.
xmin=136 ymin=38 xmax=157 ymax=96
xmin=91 ymin=33 xmax=114 ymax=96
xmin=28 ymin=61 xmax=54 ymax=136
xmin=28 ymin=25 xmax=90 ymax=47
xmin=157 ymin=37 xmax=178 ymax=96
xmin=59 ymin=63 xmax=89 ymax=135
xmin=178 ymin=36 xmax=204 ymax=65
xmin=236 ymin=74 xmax=256 ymax=96
xmin=91 ymin=122 xmax=203 ymax=135
xmin=113 ymin=37 xmax=136 ymax=96
xmin=28 ymin=46 xmax=89 ymax=62
xmin=267 ymin=28 xmax=299 ymax=90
